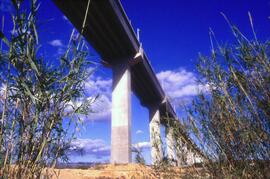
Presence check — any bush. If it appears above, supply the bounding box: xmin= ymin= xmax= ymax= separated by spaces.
xmin=0 ymin=0 xmax=95 ymax=178
xmin=187 ymin=13 xmax=270 ymax=178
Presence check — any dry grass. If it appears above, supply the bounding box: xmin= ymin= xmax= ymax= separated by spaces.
xmin=44 ymin=164 xmax=208 ymax=179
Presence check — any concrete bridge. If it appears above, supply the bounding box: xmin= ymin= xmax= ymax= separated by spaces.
xmin=53 ymin=0 xmax=204 ymax=165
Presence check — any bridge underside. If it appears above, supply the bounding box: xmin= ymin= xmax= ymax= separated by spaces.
xmin=53 ymin=0 xmax=203 ymax=165
xmin=53 ymin=0 xmax=166 ymax=108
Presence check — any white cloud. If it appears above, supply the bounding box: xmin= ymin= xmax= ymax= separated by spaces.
xmin=56 ymin=47 xmax=65 ymax=55
xmin=81 ymin=68 xmax=207 ymax=121
xmin=135 ymin=130 xmax=143 ymax=134
xmin=48 ymin=39 xmax=63 ymax=47
xmin=69 ymin=139 xmax=151 ymax=159
xmin=47 ymin=39 xmax=67 ymax=56
xmin=86 ymin=94 xmax=111 ymax=121
xmin=60 ymin=73 xmax=112 ymax=122
xmin=85 ymin=76 xmax=112 ymax=97
xmin=156 ymin=68 xmax=208 ymax=105
xmin=69 ymin=138 xmax=110 ymax=157
xmin=132 ymin=141 xmax=151 ymax=150
xmin=83 ymin=75 xmax=112 ymax=121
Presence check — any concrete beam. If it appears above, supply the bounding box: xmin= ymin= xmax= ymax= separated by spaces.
xmin=149 ymin=105 xmax=163 ymax=165
xmin=111 ymin=63 xmax=131 ymax=164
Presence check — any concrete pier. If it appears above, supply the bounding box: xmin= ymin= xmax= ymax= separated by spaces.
xmin=149 ymin=105 xmax=163 ymax=165
xmin=186 ymin=148 xmax=195 ymax=165
xmin=175 ymin=139 xmax=183 ymax=166
xmin=166 ymin=127 xmax=176 ymax=165
xmin=176 ymin=140 xmax=187 ymax=166
xmin=111 ymin=63 xmax=131 ymax=164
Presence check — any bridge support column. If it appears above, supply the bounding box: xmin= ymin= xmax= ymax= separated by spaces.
xmin=149 ymin=105 xmax=163 ymax=165
xmin=187 ymin=148 xmax=195 ymax=166
xmin=166 ymin=126 xmax=176 ymax=165
xmin=176 ymin=140 xmax=187 ymax=166
xmin=175 ymin=145 xmax=182 ymax=166
xmin=111 ymin=63 xmax=131 ymax=164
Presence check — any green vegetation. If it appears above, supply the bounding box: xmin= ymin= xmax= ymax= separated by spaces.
xmin=0 ymin=0 xmax=94 ymax=178
xmin=132 ymin=147 xmax=145 ymax=165
xmin=152 ymin=13 xmax=270 ymax=178
xmin=186 ymin=13 xmax=270 ymax=178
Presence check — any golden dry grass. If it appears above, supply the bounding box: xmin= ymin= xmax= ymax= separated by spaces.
xmin=46 ymin=164 xmax=207 ymax=179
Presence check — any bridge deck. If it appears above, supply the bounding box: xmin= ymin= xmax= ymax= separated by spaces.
xmin=53 ymin=0 xmax=176 ymax=119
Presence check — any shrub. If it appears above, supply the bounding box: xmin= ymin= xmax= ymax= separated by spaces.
xmin=0 ymin=0 xmax=95 ymax=178
xmin=187 ymin=13 xmax=270 ymax=178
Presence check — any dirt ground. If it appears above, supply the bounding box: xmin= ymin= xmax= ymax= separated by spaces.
xmin=48 ymin=164 xmax=207 ymax=179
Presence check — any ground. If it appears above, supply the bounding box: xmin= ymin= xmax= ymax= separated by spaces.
xmin=48 ymin=164 xmax=208 ymax=179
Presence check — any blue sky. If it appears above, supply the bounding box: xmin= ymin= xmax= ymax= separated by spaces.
xmin=1 ymin=0 xmax=270 ymax=164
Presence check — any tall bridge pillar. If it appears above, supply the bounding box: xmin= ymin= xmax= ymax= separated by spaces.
xmin=176 ymin=140 xmax=188 ymax=166
xmin=187 ymin=147 xmax=195 ymax=165
xmin=166 ymin=126 xmax=176 ymax=165
xmin=149 ymin=105 xmax=163 ymax=165
xmin=111 ymin=63 xmax=131 ymax=164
